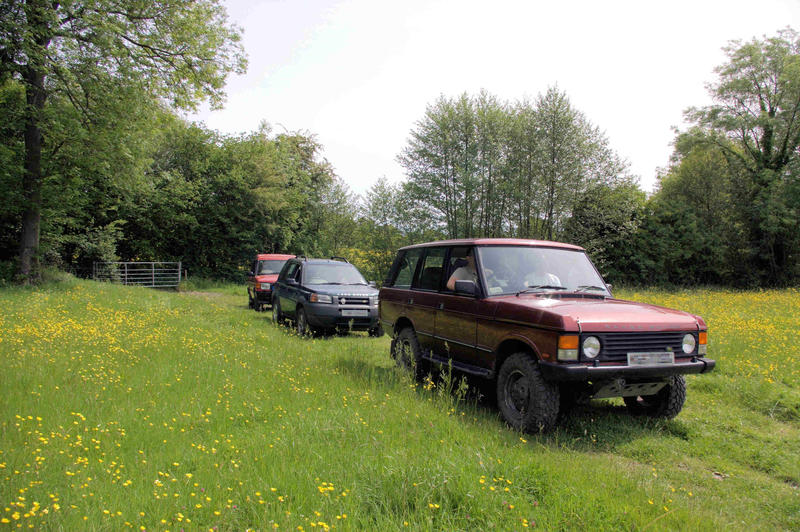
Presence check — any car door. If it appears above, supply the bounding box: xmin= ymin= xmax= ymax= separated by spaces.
xmin=276 ymin=262 xmax=300 ymax=315
xmin=411 ymin=247 xmax=447 ymax=353
xmin=379 ymin=248 xmax=424 ymax=331
xmin=434 ymin=246 xmax=480 ymax=366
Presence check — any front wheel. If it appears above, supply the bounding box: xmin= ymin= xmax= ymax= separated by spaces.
xmin=623 ymin=376 xmax=686 ymax=419
xmin=496 ymin=353 xmax=559 ymax=433
xmin=368 ymin=324 xmax=384 ymax=337
xmin=296 ymin=307 xmax=312 ymax=337
xmin=272 ymin=299 xmax=284 ymax=325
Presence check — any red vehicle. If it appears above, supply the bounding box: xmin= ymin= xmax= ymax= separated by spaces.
xmin=379 ymin=239 xmax=715 ymax=433
xmin=247 ymin=253 xmax=295 ymax=311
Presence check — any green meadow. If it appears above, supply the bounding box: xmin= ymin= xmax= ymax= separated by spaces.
xmin=1 ymin=279 xmax=798 ymax=530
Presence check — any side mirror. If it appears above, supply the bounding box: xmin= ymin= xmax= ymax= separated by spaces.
xmin=248 ymin=271 xmax=254 ymax=276
xmin=368 ymin=281 xmax=376 ymax=288
xmin=286 ymin=278 xmax=298 ymax=286
xmin=454 ymin=279 xmax=477 ymax=296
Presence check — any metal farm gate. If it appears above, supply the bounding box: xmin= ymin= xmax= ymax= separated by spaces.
xmin=93 ymin=262 xmax=182 ymax=288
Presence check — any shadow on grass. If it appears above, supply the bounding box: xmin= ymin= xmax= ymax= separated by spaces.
xmin=330 ymin=353 xmax=689 ymax=452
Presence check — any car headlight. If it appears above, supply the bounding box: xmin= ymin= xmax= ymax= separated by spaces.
xmin=582 ymin=336 xmax=601 ymax=359
xmin=682 ymin=333 xmax=696 ymax=354
xmin=310 ymin=293 xmax=333 ymax=303
xmin=371 ymin=296 xmax=379 ymax=307
xmin=260 ymin=283 xmax=271 ymax=290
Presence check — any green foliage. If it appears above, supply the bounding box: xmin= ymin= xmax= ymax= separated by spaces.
xmin=1 ymin=0 xmax=246 ymax=281
xmin=564 ymin=182 xmax=646 ymax=284
xmin=682 ymin=28 xmax=800 ymax=286
xmin=398 ymin=88 xmax=630 ymax=241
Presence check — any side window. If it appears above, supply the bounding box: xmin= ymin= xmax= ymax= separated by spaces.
xmin=392 ymin=249 xmax=423 ymax=288
xmin=444 ymin=246 xmax=474 ymax=291
xmin=282 ymin=263 xmax=298 ymax=281
xmin=414 ymin=247 xmax=447 ymax=291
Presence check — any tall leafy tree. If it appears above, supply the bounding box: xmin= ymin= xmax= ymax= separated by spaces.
xmin=399 ymin=88 xmax=629 ymax=241
xmin=685 ymin=27 xmax=800 ymax=284
xmin=0 ymin=0 xmax=246 ymax=282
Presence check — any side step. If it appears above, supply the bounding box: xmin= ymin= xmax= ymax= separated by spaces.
xmin=422 ymin=352 xmax=493 ymax=378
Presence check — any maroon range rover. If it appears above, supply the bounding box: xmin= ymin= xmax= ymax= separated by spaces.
xmin=379 ymin=239 xmax=715 ymax=433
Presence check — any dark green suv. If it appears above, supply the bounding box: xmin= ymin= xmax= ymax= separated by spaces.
xmin=271 ymin=257 xmax=383 ymax=337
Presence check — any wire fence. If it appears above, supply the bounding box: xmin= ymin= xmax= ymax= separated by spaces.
xmin=93 ymin=262 xmax=182 ymax=288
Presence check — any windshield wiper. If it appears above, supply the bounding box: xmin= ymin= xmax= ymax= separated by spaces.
xmin=574 ymin=285 xmax=607 ymax=293
xmin=516 ymin=285 xmax=567 ymax=296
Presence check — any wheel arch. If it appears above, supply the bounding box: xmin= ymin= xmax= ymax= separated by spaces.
xmin=393 ymin=316 xmax=415 ymax=336
xmin=494 ymin=337 xmax=540 ymax=375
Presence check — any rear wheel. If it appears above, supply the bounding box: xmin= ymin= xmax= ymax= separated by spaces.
xmin=496 ymin=353 xmax=559 ymax=433
xmin=623 ymin=376 xmax=686 ymax=419
xmin=392 ymin=327 xmax=424 ymax=380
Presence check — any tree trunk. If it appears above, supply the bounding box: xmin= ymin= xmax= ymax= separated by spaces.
xmin=18 ymin=68 xmax=47 ymax=283
xmin=17 ymin=0 xmax=53 ymax=283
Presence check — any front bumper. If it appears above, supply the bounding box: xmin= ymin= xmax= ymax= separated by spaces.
xmin=253 ymin=290 xmax=272 ymax=304
xmin=539 ymin=357 xmax=715 ymax=382
xmin=304 ymin=303 xmax=380 ymax=330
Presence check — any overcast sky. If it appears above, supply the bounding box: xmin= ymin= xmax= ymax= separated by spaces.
xmin=190 ymin=0 xmax=800 ymax=196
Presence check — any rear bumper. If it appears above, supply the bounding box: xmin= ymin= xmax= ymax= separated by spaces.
xmin=539 ymin=357 xmax=715 ymax=382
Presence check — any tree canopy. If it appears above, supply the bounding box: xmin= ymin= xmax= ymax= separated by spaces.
xmin=1 ymin=0 xmax=246 ymax=282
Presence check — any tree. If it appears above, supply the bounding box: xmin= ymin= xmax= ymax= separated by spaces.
xmin=686 ymin=27 xmax=800 ymax=285
xmin=0 ymin=0 xmax=246 ymax=282
xmin=564 ymin=181 xmax=645 ymax=283
xmin=398 ymin=88 xmax=629 ymax=241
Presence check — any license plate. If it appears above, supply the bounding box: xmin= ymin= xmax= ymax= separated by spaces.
xmin=341 ymin=309 xmax=368 ymax=317
xmin=260 ymin=283 xmax=271 ymax=290
xmin=627 ymin=352 xmax=674 ymax=366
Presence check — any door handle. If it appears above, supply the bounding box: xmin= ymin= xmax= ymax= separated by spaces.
xmin=438 ymin=303 xmax=444 ymax=310
xmin=407 ymin=298 xmax=414 ymax=304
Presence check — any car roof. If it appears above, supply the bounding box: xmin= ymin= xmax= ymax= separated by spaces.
xmin=257 ymin=254 xmax=295 ymax=260
xmin=398 ymin=238 xmax=584 ymax=252
xmin=291 ymin=258 xmax=352 ymax=265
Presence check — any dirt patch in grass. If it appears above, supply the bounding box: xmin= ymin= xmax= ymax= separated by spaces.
xmin=181 ymin=291 xmax=224 ymax=298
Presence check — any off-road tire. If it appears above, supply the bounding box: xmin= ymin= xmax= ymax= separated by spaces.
xmin=296 ymin=307 xmax=312 ymax=337
xmin=368 ymin=324 xmax=385 ymax=338
xmin=623 ymin=375 xmax=686 ymax=419
xmin=272 ymin=299 xmax=284 ymax=325
xmin=248 ymin=292 xmax=254 ymax=309
xmin=392 ymin=327 xmax=424 ymax=380
xmin=496 ymin=353 xmax=560 ymax=433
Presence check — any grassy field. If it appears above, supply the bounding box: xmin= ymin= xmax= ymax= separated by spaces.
xmin=0 ymin=279 xmax=798 ymax=531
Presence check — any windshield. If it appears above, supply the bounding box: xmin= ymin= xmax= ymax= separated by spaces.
xmin=304 ymin=263 xmax=367 ymax=285
xmin=477 ymin=246 xmax=609 ymax=296
xmin=258 ymin=260 xmax=288 ymax=275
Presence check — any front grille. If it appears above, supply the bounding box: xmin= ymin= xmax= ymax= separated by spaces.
xmin=338 ymin=297 xmax=369 ymax=305
xmin=589 ymin=332 xmax=689 ymax=362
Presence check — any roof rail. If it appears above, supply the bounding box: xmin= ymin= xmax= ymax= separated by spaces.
xmin=330 ymin=256 xmax=349 ymax=263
